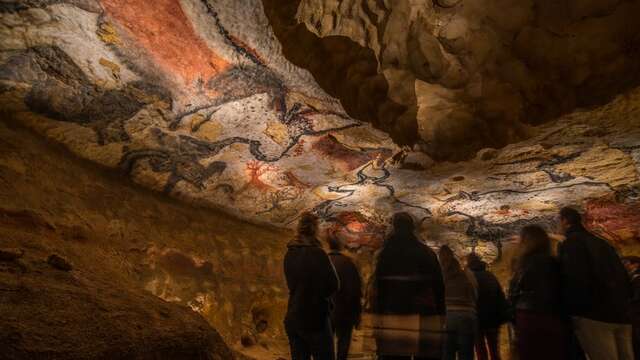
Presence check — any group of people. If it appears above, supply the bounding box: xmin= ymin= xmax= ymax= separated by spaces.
xmin=283 ymin=208 xmax=636 ymax=360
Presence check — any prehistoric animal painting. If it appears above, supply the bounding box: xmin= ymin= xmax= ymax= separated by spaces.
xmin=1 ymin=0 xmax=639 ymax=258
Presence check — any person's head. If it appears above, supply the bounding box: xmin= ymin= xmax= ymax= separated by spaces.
xmin=559 ymin=207 xmax=582 ymax=232
xmin=465 ymin=252 xmax=486 ymax=271
xmin=518 ymin=225 xmax=552 ymax=260
xmin=326 ymin=231 xmax=342 ymax=252
xmin=391 ymin=212 xmax=415 ymax=236
xmin=439 ymin=245 xmax=462 ymax=275
xmin=297 ymin=212 xmax=319 ymax=239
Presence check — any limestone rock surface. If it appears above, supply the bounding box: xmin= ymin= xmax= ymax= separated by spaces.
xmin=295 ymin=0 xmax=640 ymax=160
xmin=0 ymin=0 xmax=638 ymax=258
xmin=0 ymin=122 xmax=290 ymax=357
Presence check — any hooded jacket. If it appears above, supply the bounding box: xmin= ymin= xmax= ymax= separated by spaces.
xmin=284 ymin=236 xmax=339 ymax=331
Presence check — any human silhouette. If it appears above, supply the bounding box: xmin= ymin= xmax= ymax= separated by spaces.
xmin=466 ymin=253 xmax=508 ymax=360
xmin=327 ymin=233 xmax=362 ymax=360
xmin=440 ymin=245 xmax=478 ymax=360
xmin=509 ymin=225 xmax=568 ymax=360
xmin=558 ymin=207 xmax=633 ymax=360
xmin=284 ymin=212 xmax=339 ymax=360
xmin=370 ymin=212 xmax=445 ymax=360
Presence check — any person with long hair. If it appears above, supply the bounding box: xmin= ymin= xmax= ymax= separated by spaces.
xmin=508 ymin=225 xmax=568 ymax=360
xmin=284 ymin=212 xmax=339 ymax=360
xmin=370 ymin=212 xmax=445 ymax=359
xmin=327 ymin=232 xmax=362 ymax=360
xmin=439 ymin=245 xmax=478 ymax=360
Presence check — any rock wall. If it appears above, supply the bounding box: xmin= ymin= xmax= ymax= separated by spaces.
xmin=0 ymin=119 xmax=291 ymax=353
xmin=261 ymin=0 xmax=414 ymax=145
xmin=0 ymin=241 xmax=235 ymax=359
xmin=296 ymin=0 xmax=640 ymax=160
xmin=0 ymin=0 xmax=638 ymax=258
xmin=0 ymin=1 xmax=639 ymax=356
xmin=0 ymin=0 xmax=398 ymax=227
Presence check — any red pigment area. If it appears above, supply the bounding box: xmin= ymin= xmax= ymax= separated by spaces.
xmin=240 ymin=160 xmax=276 ymax=192
xmin=584 ymin=197 xmax=640 ymax=244
xmin=101 ymin=0 xmax=230 ymax=86
xmin=312 ymin=135 xmax=389 ymax=171
xmin=328 ymin=212 xmax=386 ymax=248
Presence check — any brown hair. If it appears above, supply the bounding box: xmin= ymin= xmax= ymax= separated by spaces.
xmin=297 ymin=212 xmax=319 ymax=238
xmin=560 ymin=207 xmax=582 ymax=226
xmin=439 ymin=245 xmax=463 ymax=278
xmin=513 ymin=225 xmax=552 ymax=270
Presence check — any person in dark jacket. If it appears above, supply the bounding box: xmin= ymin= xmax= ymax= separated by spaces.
xmin=622 ymin=256 xmax=640 ymax=360
xmin=466 ymin=253 xmax=508 ymax=360
xmin=557 ymin=207 xmax=634 ymax=360
xmin=371 ymin=212 xmax=445 ymax=360
xmin=508 ymin=225 xmax=568 ymax=360
xmin=284 ymin=212 xmax=339 ymax=360
xmin=327 ymin=233 xmax=362 ymax=360
xmin=440 ymin=245 xmax=478 ymax=360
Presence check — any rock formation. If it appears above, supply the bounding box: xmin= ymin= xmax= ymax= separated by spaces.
xmin=0 ymin=0 xmax=639 ymax=357
xmin=0 ymin=122 xmax=290 ymax=357
xmin=294 ymin=0 xmax=640 ymax=160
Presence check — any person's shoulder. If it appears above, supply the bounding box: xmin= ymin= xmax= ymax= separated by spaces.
xmin=560 ymin=232 xmax=586 ymax=252
xmin=330 ymin=252 xmax=354 ymax=265
xmin=482 ymin=269 xmax=500 ymax=282
xmin=296 ymin=245 xmax=328 ymax=259
xmin=309 ymin=245 xmax=328 ymax=254
xmin=415 ymin=240 xmax=437 ymax=256
xmin=528 ymin=253 xmax=558 ymax=267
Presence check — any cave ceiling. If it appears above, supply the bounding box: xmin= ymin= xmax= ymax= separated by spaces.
xmin=0 ymin=0 xmax=639 ymax=257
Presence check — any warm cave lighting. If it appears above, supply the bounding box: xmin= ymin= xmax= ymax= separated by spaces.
xmin=1 ymin=0 xmax=639 ymax=359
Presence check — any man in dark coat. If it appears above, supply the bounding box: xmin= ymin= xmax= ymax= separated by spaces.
xmin=558 ymin=207 xmax=634 ymax=360
xmin=284 ymin=212 xmax=339 ymax=360
xmin=622 ymin=256 xmax=640 ymax=359
xmin=371 ymin=212 xmax=445 ymax=359
xmin=466 ymin=253 xmax=508 ymax=360
xmin=327 ymin=233 xmax=362 ymax=360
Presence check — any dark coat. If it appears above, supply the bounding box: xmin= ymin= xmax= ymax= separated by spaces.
xmin=372 ymin=233 xmax=445 ymax=316
xmin=558 ymin=225 xmax=631 ymax=323
xmin=509 ymin=252 xmax=564 ymax=316
xmin=468 ymin=258 xmax=509 ymax=329
xmin=628 ymin=270 xmax=640 ymax=321
xmin=284 ymin=237 xmax=339 ymax=331
xmin=329 ymin=251 xmax=362 ymax=330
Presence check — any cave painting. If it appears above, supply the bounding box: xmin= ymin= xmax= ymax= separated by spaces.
xmin=584 ymin=196 xmax=640 ymax=245
xmin=101 ymin=0 xmax=230 ymax=87
xmin=0 ymin=0 xmax=639 ymax=258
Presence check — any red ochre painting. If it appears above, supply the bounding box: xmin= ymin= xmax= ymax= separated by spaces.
xmin=312 ymin=135 xmax=388 ymax=171
xmin=584 ymin=196 xmax=640 ymax=244
xmin=328 ymin=212 xmax=386 ymax=249
xmin=101 ymin=0 xmax=230 ymax=87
